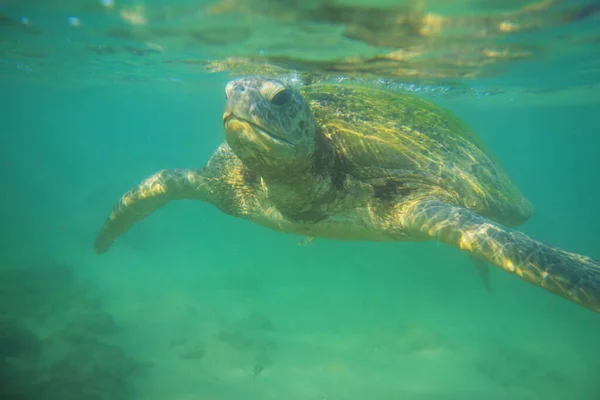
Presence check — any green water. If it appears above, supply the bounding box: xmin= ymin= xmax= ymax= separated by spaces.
xmin=1 ymin=1 xmax=600 ymax=399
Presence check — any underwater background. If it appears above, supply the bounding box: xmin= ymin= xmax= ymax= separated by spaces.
xmin=1 ymin=1 xmax=600 ymax=399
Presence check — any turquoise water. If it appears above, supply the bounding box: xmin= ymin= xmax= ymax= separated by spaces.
xmin=2 ymin=1 xmax=600 ymax=399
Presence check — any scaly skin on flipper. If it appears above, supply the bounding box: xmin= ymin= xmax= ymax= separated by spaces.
xmin=94 ymin=168 xmax=213 ymax=254
xmin=94 ymin=143 xmax=260 ymax=254
xmin=401 ymin=200 xmax=600 ymax=312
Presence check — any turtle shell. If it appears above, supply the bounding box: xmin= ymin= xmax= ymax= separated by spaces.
xmin=298 ymin=83 xmax=533 ymax=227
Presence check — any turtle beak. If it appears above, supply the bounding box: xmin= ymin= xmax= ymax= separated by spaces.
xmin=223 ymin=111 xmax=233 ymax=125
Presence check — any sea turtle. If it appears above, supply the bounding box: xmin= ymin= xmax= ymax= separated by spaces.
xmin=94 ymin=77 xmax=600 ymax=313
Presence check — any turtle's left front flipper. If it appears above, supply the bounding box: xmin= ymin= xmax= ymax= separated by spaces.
xmin=94 ymin=168 xmax=213 ymax=254
xmin=403 ymin=200 xmax=600 ymax=313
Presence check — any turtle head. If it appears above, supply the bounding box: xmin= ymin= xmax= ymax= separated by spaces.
xmin=223 ymin=77 xmax=318 ymax=178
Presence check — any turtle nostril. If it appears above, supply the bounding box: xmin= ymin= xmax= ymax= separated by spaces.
xmin=225 ymin=82 xmax=246 ymax=97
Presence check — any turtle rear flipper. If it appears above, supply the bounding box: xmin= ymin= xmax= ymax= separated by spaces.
xmin=94 ymin=168 xmax=213 ymax=254
xmin=469 ymin=255 xmax=492 ymax=292
xmin=404 ymin=200 xmax=600 ymax=313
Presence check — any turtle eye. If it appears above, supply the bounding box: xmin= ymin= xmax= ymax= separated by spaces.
xmin=270 ymin=89 xmax=291 ymax=106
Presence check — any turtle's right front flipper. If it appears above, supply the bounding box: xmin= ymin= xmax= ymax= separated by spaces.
xmin=94 ymin=168 xmax=214 ymax=254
